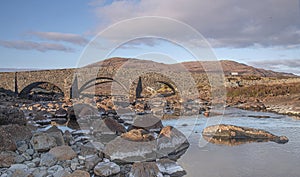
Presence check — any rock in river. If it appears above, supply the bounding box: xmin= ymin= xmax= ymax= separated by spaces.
xmin=156 ymin=158 xmax=186 ymax=177
xmin=202 ymin=124 xmax=289 ymax=144
xmin=104 ymin=126 xmax=189 ymax=163
xmin=132 ymin=114 xmax=163 ymax=132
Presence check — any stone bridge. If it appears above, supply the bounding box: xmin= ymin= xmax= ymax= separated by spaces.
xmin=0 ymin=66 xmax=206 ymax=100
xmin=0 ymin=69 xmax=75 ymax=99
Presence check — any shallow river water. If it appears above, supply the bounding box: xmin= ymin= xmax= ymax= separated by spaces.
xmin=163 ymin=108 xmax=300 ymax=177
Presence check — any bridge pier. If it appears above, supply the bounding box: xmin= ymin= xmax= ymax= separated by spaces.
xmin=14 ymin=72 xmax=18 ymax=95
xmin=70 ymin=75 xmax=79 ymax=99
xmin=136 ymin=76 xmax=142 ymax=99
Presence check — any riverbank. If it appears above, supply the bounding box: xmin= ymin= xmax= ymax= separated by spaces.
xmin=225 ymin=76 xmax=300 ymax=119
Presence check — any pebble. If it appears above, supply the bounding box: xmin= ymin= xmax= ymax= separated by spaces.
xmin=16 ymin=142 xmax=28 ymax=153
xmin=26 ymin=149 xmax=34 ymax=156
xmin=53 ymin=169 xmax=70 ymax=177
xmin=47 ymin=165 xmax=63 ymax=174
xmin=14 ymin=155 xmax=25 ymax=164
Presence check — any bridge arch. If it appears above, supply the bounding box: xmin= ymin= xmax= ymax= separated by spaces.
xmin=155 ymin=80 xmax=177 ymax=97
xmin=125 ymin=72 xmax=179 ymax=101
xmin=78 ymin=77 xmax=128 ymax=96
xmin=19 ymin=81 xmax=64 ymax=100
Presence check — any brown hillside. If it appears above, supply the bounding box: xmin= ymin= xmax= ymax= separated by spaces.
xmin=85 ymin=57 xmax=296 ymax=77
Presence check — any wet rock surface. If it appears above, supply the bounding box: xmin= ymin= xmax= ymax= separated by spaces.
xmin=156 ymin=158 xmax=187 ymax=176
xmin=202 ymin=124 xmax=289 ymax=145
xmin=104 ymin=126 xmax=189 ymax=163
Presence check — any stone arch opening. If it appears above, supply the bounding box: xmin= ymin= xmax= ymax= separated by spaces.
xmin=19 ymin=82 xmax=64 ymax=101
xmin=127 ymin=72 xmax=182 ymax=118
xmin=155 ymin=81 xmax=177 ymax=97
xmin=78 ymin=77 xmax=128 ymax=96
xmin=129 ymin=72 xmax=178 ymax=100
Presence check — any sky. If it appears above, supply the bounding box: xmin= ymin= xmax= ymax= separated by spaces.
xmin=0 ymin=0 xmax=300 ymax=75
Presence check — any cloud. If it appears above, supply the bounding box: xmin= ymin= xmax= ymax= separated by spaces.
xmin=90 ymin=0 xmax=300 ymax=48
xmin=0 ymin=40 xmax=74 ymax=52
xmin=28 ymin=31 xmax=88 ymax=46
xmin=248 ymin=59 xmax=300 ymax=75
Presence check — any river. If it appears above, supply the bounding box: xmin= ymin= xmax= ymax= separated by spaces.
xmin=163 ymin=108 xmax=300 ymax=177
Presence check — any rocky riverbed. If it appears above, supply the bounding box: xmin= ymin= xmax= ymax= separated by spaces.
xmin=0 ymin=88 xmax=296 ymax=177
xmin=0 ymin=93 xmax=192 ymax=177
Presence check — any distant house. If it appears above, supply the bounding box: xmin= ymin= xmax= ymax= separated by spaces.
xmin=230 ymin=72 xmax=239 ymax=76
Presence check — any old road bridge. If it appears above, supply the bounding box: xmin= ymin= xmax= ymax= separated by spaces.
xmin=0 ymin=66 xmax=197 ymax=100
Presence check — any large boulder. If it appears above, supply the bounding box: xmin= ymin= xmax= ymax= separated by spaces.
xmin=132 ymin=114 xmax=163 ymax=132
xmin=71 ymin=103 xmax=99 ymax=118
xmin=156 ymin=159 xmax=186 ymax=177
xmin=80 ymin=142 xmax=104 ymax=156
xmin=30 ymin=133 xmax=57 ymax=152
xmin=78 ymin=116 xmax=126 ymax=142
xmin=156 ymin=126 xmax=190 ymax=160
xmin=202 ymin=124 xmax=289 ymax=144
xmin=3 ymin=124 xmax=32 ymax=142
xmin=0 ymin=127 xmax=16 ymax=151
xmin=45 ymin=127 xmax=67 ymax=147
xmin=104 ymin=126 xmax=189 ymax=163
xmin=103 ymin=117 xmax=127 ymax=135
xmin=77 ymin=115 xmax=126 ymax=134
xmin=0 ymin=125 xmax=32 ymax=151
xmin=104 ymin=137 xmax=157 ymax=163
xmin=49 ymin=145 xmax=76 ymax=161
xmin=0 ymin=106 xmax=26 ymax=125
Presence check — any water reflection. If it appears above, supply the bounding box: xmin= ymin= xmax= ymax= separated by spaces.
xmin=203 ymin=135 xmax=273 ymax=146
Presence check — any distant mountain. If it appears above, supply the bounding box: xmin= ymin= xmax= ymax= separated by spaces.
xmin=178 ymin=60 xmax=296 ymax=77
xmin=85 ymin=57 xmax=168 ymax=69
xmin=85 ymin=57 xmax=296 ymax=77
